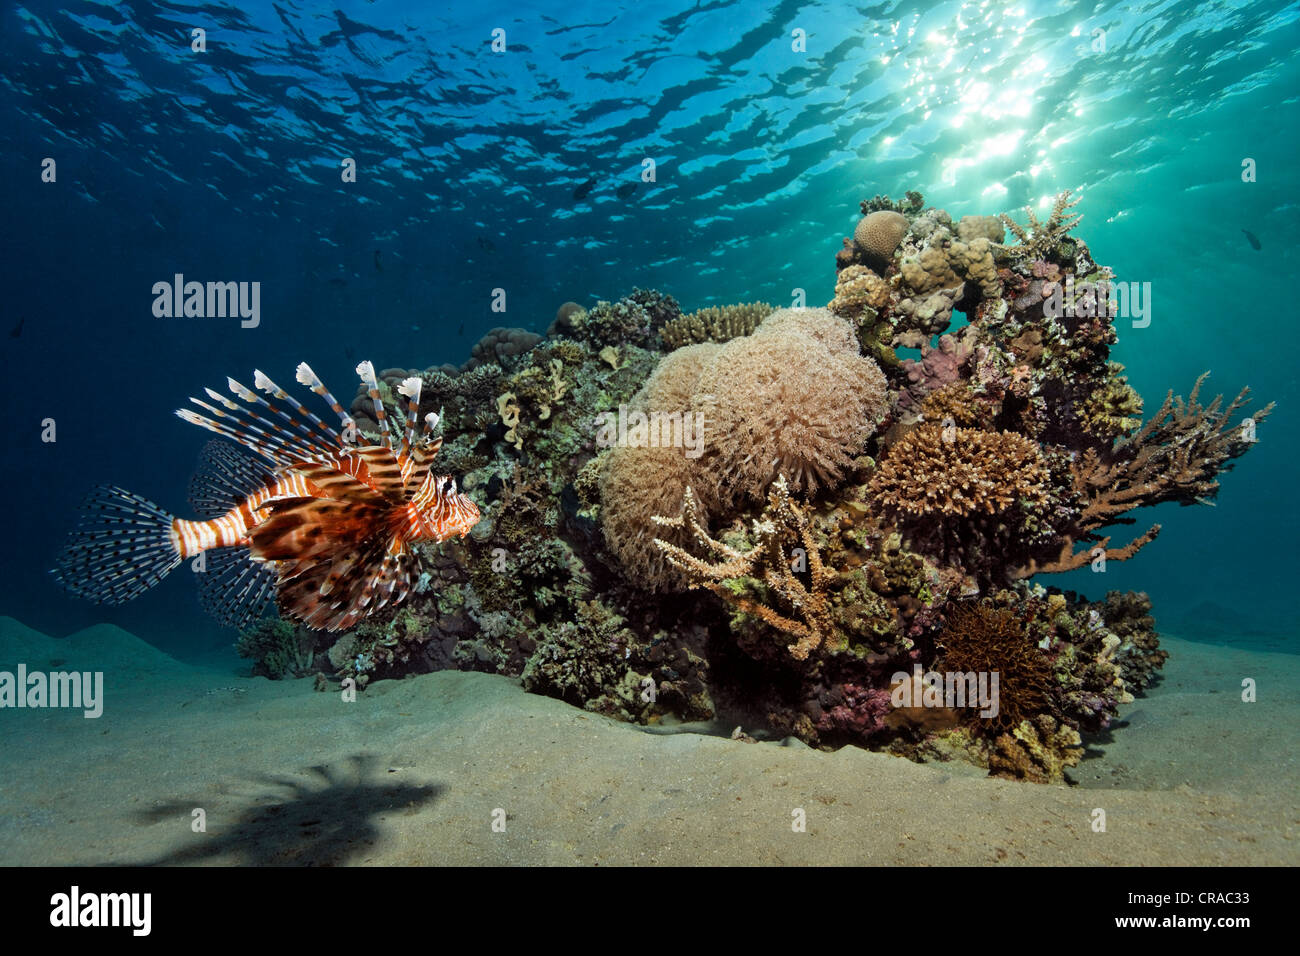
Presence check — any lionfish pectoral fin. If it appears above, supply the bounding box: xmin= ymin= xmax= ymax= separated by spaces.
xmin=53 ymin=486 xmax=183 ymax=605
xmin=196 ymin=546 xmax=278 ymax=630
xmin=276 ymin=538 xmax=390 ymax=632
xmin=189 ymin=440 xmax=277 ymax=518
xmin=250 ymin=497 xmax=387 ymax=562
xmin=318 ymin=550 xmax=363 ymax=597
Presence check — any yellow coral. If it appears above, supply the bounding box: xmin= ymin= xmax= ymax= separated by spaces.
xmin=988 ymin=714 xmax=1083 ymax=783
xmin=497 ymin=391 xmax=523 ymax=450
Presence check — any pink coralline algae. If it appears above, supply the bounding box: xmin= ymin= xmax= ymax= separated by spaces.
xmin=813 ymin=683 xmax=894 ymax=741
xmin=898 ymin=326 xmax=979 ymax=416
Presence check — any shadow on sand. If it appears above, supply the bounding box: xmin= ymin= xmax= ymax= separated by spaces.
xmin=122 ymin=753 xmax=443 ymax=865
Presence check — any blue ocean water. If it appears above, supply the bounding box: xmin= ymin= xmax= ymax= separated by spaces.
xmin=1 ymin=0 xmax=1296 ymax=657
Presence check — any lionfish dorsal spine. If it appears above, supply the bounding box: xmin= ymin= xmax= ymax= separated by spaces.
xmin=224 ymin=377 xmax=339 ymax=461
xmin=355 ymin=361 xmax=392 ymax=451
xmin=295 ymin=362 xmax=358 ymax=438
xmin=250 ymin=369 xmax=349 ymax=453
xmin=396 ymin=376 xmax=423 ymax=465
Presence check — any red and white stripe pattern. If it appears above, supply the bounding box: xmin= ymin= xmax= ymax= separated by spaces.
xmin=56 ymin=360 xmax=481 ymax=632
xmin=170 ymin=472 xmax=316 ymax=558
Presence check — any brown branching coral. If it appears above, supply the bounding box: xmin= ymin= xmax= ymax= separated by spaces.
xmin=999 ymin=189 xmax=1083 ymax=261
xmin=652 ymin=477 xmax=836 ymax=661
xmin=1013 ymin=527 xmax=1161 ymax=577
xmin=1014 ymin=373 xmax=1273 ymax=577
xmin=1104 ymin=373 xmax=1273 ymax=511
xmin=870 ymin=424 xmax=1049 ymax=519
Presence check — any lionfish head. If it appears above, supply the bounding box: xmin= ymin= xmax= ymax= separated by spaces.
xmin=442 ymin=489 xmax=481 ymax=539
xmin=414 ymin=474 xmax=481 ymax=540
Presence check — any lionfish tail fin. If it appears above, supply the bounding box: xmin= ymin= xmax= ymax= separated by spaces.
xmin=53 ymin=485 xmax=183 ymax=605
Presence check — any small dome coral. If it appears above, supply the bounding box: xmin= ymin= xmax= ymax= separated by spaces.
xmin=854 ymin=210 xmax=909 ymax=264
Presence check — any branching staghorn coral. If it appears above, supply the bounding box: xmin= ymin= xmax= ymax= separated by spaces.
xmin=652 ymin=477 xmax=836 ymax=661
xmin=999 ymin=189 xmax=1083 ymax=261
xmin=1013 ymin=373 xmax=1274 ymax=576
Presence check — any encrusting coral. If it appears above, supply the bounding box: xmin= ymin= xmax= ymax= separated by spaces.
xmin=236 ymin=187 xmax=1269 ymax=786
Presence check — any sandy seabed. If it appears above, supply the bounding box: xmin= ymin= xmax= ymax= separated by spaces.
xmin=1 ymin=615 xmax=1295 ymax=866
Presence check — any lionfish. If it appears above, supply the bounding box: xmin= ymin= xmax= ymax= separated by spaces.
xmin=54 ymin=362 xmax=480 ymax=631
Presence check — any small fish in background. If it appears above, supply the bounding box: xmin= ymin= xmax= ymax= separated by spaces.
xmin=53 ymin=362 xmax=481 ymax=632
xmin=9 ymin=317 xmax=23 ymax=338
xmin=573 ymin=176 xmax=598 ymax=200
xmin=328 ymin=277 xmax=348 ymax=288
xmin=1242 ymin=229 xmax=1261 ymax=250
xmin=477 ymin=236 xmax=495 ymax=252
xmin=373 ymin=249 xmax=384 ymax=272
xmin=616 ymin=182 xmax=637 ymax=200
xmin=344 ymin=345 xmax=356 ymax=361
xmin=457 ymin=322 xmax=465 ymax=336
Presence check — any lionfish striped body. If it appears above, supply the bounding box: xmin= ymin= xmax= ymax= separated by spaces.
xmin=54 ymin=362 xmax=480 ymax=631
